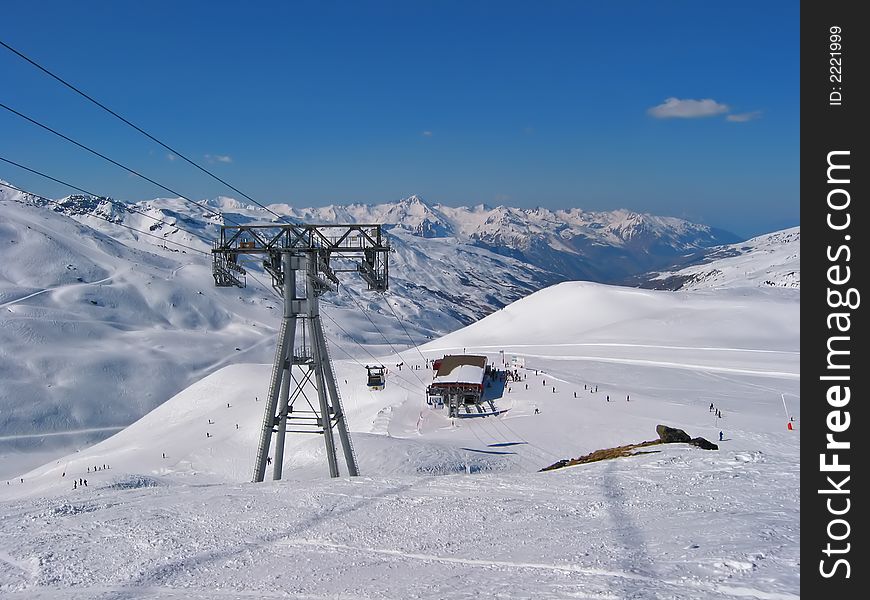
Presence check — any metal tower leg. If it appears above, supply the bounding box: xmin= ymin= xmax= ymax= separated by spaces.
xmin=307 ymin=258 xmax=340 ymax=478
xmin=271 ymin=340 xmax=294 ymax=481
xmin=312 ymin=316 xmax=359 ymax=476
xmin=252 ymin=253 xmax=297 ymax=483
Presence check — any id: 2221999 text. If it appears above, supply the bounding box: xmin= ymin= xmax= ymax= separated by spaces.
xmin=829 ymin=26 xmax=843 ymax=106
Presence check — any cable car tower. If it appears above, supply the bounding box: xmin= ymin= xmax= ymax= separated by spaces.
xmin=212 ymin=222 xmax=389 ymax=481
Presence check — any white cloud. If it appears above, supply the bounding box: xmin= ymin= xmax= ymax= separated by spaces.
xmin=726 ymin=110 xmax=762 ymax=122
xmin=166 ymin=153 xmax=177 ymax=161
xmin=205 ymin=154 xmax=233 ymax=163
xmin=421 ymin=131 xmax=433 ymax=137
xmin=647 ymin=97 xmax=730 ymax=119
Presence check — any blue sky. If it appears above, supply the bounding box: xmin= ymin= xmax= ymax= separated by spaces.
xmin=1 ymin=1 xmax=798 ymax=238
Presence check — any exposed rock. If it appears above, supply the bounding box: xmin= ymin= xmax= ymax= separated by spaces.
xmin=541 ymin=425 xmax=718 ymax=472
xmin=690 ymin=437 xmax=719 ymax=450
xmin=656 ymin=424 xmax=692 ymax=443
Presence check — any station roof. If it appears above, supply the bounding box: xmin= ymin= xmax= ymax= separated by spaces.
xmin=432 ymin=355 xmax=487 ymax=386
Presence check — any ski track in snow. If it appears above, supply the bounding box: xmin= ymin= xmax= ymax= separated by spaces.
xmin=427 ymin=342 xmax=798 ymax=356
xmin=0 ymin=272 xmax=120 ymax=309
xmin=492 ymin=352 xmax=799 ymax=379
xmin=0 ymin=427 xmax=125 ymax=442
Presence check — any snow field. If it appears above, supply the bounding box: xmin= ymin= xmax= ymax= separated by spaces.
xmin=1 ymin=281 xmax=799 ymax=599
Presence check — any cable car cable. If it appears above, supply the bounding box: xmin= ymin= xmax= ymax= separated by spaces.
xmin=0 ymin=39 xmax=291 ymax=224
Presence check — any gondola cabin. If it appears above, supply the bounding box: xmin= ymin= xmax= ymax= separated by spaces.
xmin=366 ymin=365 xmax=386 ymax=390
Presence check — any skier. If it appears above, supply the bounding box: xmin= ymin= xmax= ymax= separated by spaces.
xmin=606 ymin=395 xmax=609 ymax=401
xmin=73 ymin=480 xmax=77 ymax=489
xmin=534 ymin=407 xmax=540 ymax=414
xmin=552 ymin=387 xmax=556 ymax=393
xmin=719 ymin=431 xmax=724 ymax=441
xmin=709 ymin=402 xmax=714 ymax=412
xmin=84 ymin=479 xmax=88 ymax=487
xmin=626 ymin=395 xmax=630 ymax=402
xmin=573 ymin=392 xmax=577 ymax=398
xmin=266 ymin=456 xmax=272 ymax=465
xmin=162 ymin=452 xmax=166 ymax=459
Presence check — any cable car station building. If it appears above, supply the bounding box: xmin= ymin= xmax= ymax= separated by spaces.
xmin=427 ymin=355 xmax=490 ymax=417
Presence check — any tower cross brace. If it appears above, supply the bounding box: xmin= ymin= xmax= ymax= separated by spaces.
xmin=212 ymin=223 xmax=389 ymax=481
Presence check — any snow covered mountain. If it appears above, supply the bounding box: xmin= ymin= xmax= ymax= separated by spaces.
xmin=639 ymin=227 xmax=800 ymax=291
xmin=275 ymin=194 xmax=740 ymax=282
xmin=0 ymin=280 xmax=800 ymax=599
xmin=0 ymin=182 xmax=759 ymax=473
xmin=21 ymin=188 xmax=741 ymax=303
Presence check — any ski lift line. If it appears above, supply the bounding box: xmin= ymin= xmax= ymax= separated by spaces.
xmin=462 ymin=416 xmax=541 ymax=471
xmin=319 ymin=309 xmax=423 ymax=395
xmin=0 ymin=181 xmax=209 ymax=255
xmin=324 ymin=334 xmax=421 ymax=397
xmin=0 ymin=156 xmax=214 ymax=245
xmin=320 ymin=308 xmax=424 ymax=394
xmin=490 ymin=415 xmax=563 ymax=461
xmin=343 ymin=292 xmax=427 ymax=387
xmin=490 ymin=412 xmax=562 ymax=460
xmin=472 ymin=416 xmax=544 ymax=471
xmin=321 ymin=310 xmax=538 ymax=464
xmin=384 ymin=295 xmax=430 ymax=364
xmin=472 ymin=409 xmax=553 ymax=469
xmin=0 ymin=101 xmax=239 ymax=227
xmin=486 ymin=418 xmax=560 ymax=465
xmin=0 ymin=40 xmax=292 ymax=225
xmin=234 ymin=256 xmax=282 ymax=300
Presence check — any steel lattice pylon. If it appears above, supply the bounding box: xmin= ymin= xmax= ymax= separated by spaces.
xmin=212 ymin=223 xmax=389 ymax=481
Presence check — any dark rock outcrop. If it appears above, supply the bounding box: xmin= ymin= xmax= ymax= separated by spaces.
xmin=689 ymin=437 xmax=719 ymax=450
xmin=656 ymin=424 xmax=692 ymax=443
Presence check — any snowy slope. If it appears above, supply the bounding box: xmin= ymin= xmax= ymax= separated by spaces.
xmin=0 ymin=183 xmax=748 ymax=469
xmin=644 ymin=227 xmax=800 ymax=291
xmin=0 ymin=281 xmax=799 ymax=599
xmin=0 ymin=189 xmax=555 ymax=471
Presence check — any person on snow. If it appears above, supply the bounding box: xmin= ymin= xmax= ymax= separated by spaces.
xmin=719 ymin=431 xmax=724 ymax=441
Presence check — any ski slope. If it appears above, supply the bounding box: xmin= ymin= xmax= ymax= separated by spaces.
xmin=0 ymin=282 xmax=800 ymax=599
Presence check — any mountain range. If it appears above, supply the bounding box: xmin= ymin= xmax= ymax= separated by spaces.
xmin=0 ymin=182 xmax=796 ymax=472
